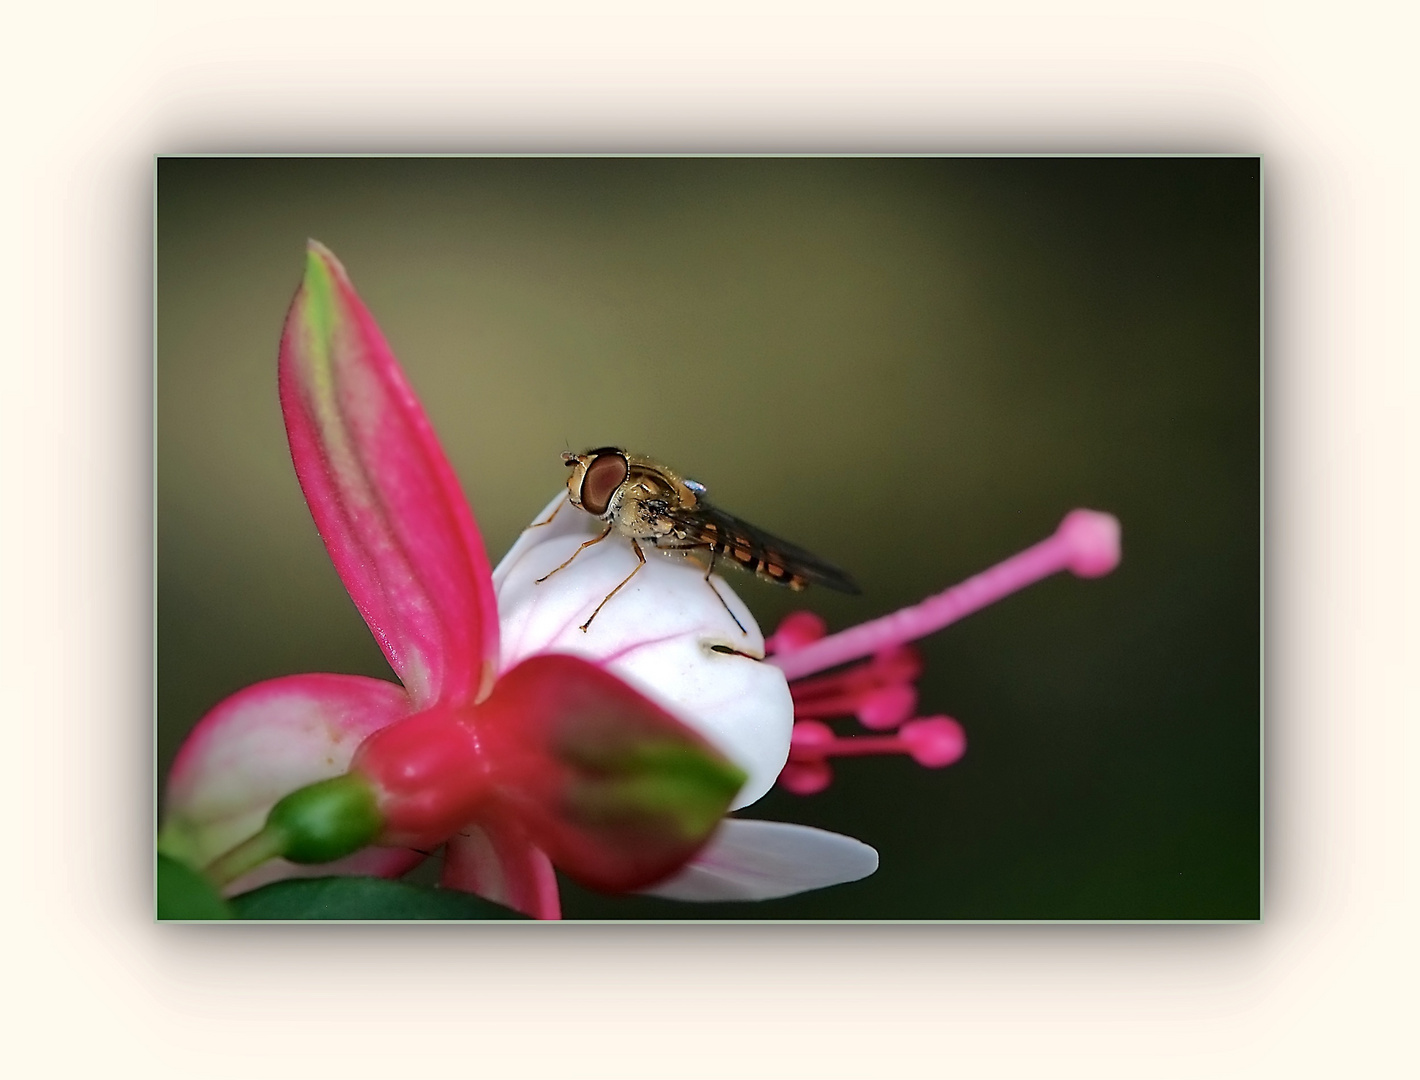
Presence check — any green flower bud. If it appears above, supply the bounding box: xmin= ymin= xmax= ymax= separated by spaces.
xmin=265 ymin=773 xmax=384 ymax=864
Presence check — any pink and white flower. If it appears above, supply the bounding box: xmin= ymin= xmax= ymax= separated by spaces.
xmin=159 ymin=242 xmax=874 ymax=918
xmin=158 ymin=241 xmax=1121 ymax=920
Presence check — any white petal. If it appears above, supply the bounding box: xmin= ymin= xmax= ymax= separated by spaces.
xmin=492 ymin=491 xmax=595 ymax=591
xmin=494 ymin=493 xmax=794 ymax=810
xmin=641 ymin=818 xmax=879 ymax=902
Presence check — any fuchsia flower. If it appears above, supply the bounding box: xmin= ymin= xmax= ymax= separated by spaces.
xmin=158 ymin=241 xmax=874 ymax=918
xmin=158 ymin=240 xmax=1122 ymax=920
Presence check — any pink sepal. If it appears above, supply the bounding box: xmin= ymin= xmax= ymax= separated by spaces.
xmin=160 ymin=673 xmax=413 ymax=875
xmin=478 ymin=653 xmax=746 ymax=893
xmin=278 ymin=241 xmax=500 ymax=708
xmin=442 ymin=820 xmax=561 ymax=920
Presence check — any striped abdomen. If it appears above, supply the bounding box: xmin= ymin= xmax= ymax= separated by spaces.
xmin=670 ymin=503 xmax=860 ymax=595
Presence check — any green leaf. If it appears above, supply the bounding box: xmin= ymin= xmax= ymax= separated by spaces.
xmin=157 ymin=852 xmax=233 ymax=920
xmin=228 ymin=875 xmax=528 ymax=920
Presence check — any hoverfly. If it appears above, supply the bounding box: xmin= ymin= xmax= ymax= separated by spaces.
xmin=531 ymin=447 xmax=859 ymax=633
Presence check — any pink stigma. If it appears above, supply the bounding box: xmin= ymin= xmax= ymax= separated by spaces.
xmin=1057 ymin=509 xmax=1121 ymax=578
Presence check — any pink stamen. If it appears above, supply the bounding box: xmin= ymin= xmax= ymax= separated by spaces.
xmin=764 ymin=610 xmax=828 ymax=655
xmin=778 ymin=760 xmax=833 ymax=795
xmin=779 ymin=717 xmax=967 ymax=794
xmin=898 ymin=717 xmax=968 ymax=767
xmin=857 ymin=684 xmax=918 ymax=731
xmin=769 ymin=510 xmax=1121 ymax=682
xmin=788 ymin=644 xmax=923 ymax=729
xmin=790 ymin=651 xmax=919 ymax=706
xmin=790 ymin=683 xmax=918 ymax=730
xmin=788 ymin=645 xmax=922 ymax=701
xmin=788 ymin=719 xmax=836 ymax=755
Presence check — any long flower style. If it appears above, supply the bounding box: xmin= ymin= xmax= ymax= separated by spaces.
xmin=159 ymin=241 xmax=1122 ymax=920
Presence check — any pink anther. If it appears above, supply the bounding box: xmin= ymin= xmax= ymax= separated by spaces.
xmin=898 ymin=717 xmax=967 ymax=767
xmin=778 ymin=715 xmax=966 ymax=794
xmin=764 ymin=610 xmax=828 ymax=655
xmin=790 ymin=646 xmax=923 ymax=727
xmin=856 ymin=683 xmax=918 ymax=731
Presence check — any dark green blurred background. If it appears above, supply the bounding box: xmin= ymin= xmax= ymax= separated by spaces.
xmin=157 ymin=157 xmax=1259 ymax=920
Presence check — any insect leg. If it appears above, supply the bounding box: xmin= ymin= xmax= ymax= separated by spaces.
xmin=651 ymin=539 xmax=748 ymax=636
xmin=535 ymin=522 xmax=613 ymax=583
xmin=701 ymin=548 xmax=748 ymax=636
xmin=528 ymin=498 xmax=566 ymax=528
xmin=580 ymin=539 xmax=646 ymax=632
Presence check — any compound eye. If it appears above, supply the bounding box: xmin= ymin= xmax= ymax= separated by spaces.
xmin=579 ymin=452 xmax=629 ymax=516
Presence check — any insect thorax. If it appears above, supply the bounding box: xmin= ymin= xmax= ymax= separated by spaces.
xmin=607 ymin=467 xmax=688 ymax=541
